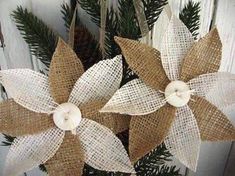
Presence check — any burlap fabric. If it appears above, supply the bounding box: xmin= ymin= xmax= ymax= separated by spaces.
xmin=114 ymin=37 xmax=169 ymax=91
xmin=0 ymin=68 xmax=57 ymax=113
xmin=161 ymin=16 xmax=194 ymax=80
xmin=80 ymin=100 xmax=130 ymax=134
xmin=101 ymin=79 xmax=166 ymax=115
xmin=4 ymin=128 xmax=65 ymax=176
xmin=0 ymin=38 xmax=133 ymax=175
xmin=129 ymin=104 xmax=176 ymax=162
xmin=76 ymin=118 xmax=134 ymax=173
xmin=189 ymin=96 xmax=235 ymax=141
xmin=164 ymin=105 xmax=201 ymax=171
xmin=45 ymin=132 xmax=84 ymax=176
xmin=0 ymin=99 xmax=54 ymax=136
xmin=49 ymin=38 xmax=84 ymax=104
xmin=181 ymin=28 xmax=222 ymax=82
xmin=102 ymin=14 xmax=235 ymax=171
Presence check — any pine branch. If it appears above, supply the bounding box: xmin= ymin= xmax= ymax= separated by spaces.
xmin=103 ymin=7 xmax=119 ymax=58
xmin=39 ymin=164 xmax=47 ymax=173
xmin=78 ymin=0 xmax=168 ymax=58
xmin=134 ymin=144 xmax=182 ymax=176
xmin=78 ymin=0 xmax=101 ymax=27
xmin=1 ymin=134 xmax=15 ymax=146
xmin=12 ymin=6 xmax=58 ymax=67
xmin=156 ymin=166 xmax=181 ymax=176
xmin=134 ymin=144 xmax=172 ymax=173
xmin=179 ymin=0 xmax=201 ymax=39
xmin=141 ymin=0 xmax=168 ymax=30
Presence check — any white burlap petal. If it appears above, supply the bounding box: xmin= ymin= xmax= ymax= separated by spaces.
xmin=165 ymin=105 xmax=201 ymax=171
xmin=77 ymin=118 xmax=135 ymax=173
xmin=0 ymin=69 xmax=57 ymax=113
xmin=100 ymin=79 xmax=166 ymax=115
xmin=161 ymin=15 xmax=194 ymax=80
xmin=153 ymin=4 xmax=172 ymax=50
xmin=4 ymin=128 xmax=64 ymax=176
xmin=188 ymin=72 xmax=235 ymax=110
xmin=69 ymin=55 xmax=122 ymax=106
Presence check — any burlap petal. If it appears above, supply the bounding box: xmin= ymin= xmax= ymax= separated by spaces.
xmin=69 ymin=56 xmax=123 ymax=106
xmin=188 ymin=95 xmax=235 ymax=141
xmin=4 ymin=128 xmax=64 ymax=176
xmin=0 ymin=69 xmax=57 ymax=113
xmin=165 ymin=105 xmax=201 ymax=171
xmin=114 ymin=37 xmax=169 ymax=91
xmin=101 ymin=79 xmax=166 ymax=115
xmin=0 ymin=99 xmax=54 ymax=136
xmin=80 ymin=100 xmax=130 ymax=134
xmin=205 ymin=74 xmax=235 ymax=111
xmin=129 ymin=104 xmax=176 ymax=162
xmin=77 ymin=118 xmax=135 ymax=173
xmin=45 ymin=132 xmax=85 ymax=176
xmin=180 ymin=28 xmax=222 ymax=82
xmin=153 ymin=4 xmax=172 ymax=50
xmin=188 ymin=72 xmax=235 ymax=110
xmin=161 ymin=15 xmax=194 ymax=80
xmin=49 ymin=38 xmax=84 ymax=104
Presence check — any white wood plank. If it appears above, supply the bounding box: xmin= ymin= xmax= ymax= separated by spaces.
xmin=224 ymin=143 xmax=235 ymax=176
xmin=188 ymin=0 xmax=235 ymax=176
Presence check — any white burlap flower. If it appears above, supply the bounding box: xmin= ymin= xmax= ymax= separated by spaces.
xmin=0 ymin=39 xmax=134 ymax=176
xmin=101 ymin=13 xmax=235 ymax=171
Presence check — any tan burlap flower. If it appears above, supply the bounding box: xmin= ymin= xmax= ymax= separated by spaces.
xmin=0 ymin=39 xmax=133 ymax=176
xmin=101 ymin=15 xmax=235 ymax=171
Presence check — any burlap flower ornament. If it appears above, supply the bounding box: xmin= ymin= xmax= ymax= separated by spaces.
xmin=0 ymin=39 xmax=134 ymax=176
xmin=101 ymin=16 xmax=235 ymax=171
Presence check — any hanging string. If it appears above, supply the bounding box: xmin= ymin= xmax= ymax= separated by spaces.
xmin=133 ymin=0 xmax=150 ymax=44
xmin=165 ymin=4 xmax=172 ymax=19
xmin=68 ymin=3 xmax=78 ymax=49
xmin=99 ymin=0 xmax=109 ymax=56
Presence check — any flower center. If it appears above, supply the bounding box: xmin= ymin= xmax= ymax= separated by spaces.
xmin=164 ymin=80 xmax=191 ymax=107
xmin=53 ymin=103 xmax=82 ymax=131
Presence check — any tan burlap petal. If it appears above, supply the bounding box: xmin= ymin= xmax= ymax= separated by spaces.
xmin=181 ymin=28 xmax=222 ymax=82
xmin=80 ymin=100 xmax=130 ymax=134
xmin=45 ymin=132 xmax=84 ymax=176
xmin=129 ymin=104 xmax=176 ymax=162
xmin=49 ymin=38 xmax=84 ymax=104
xmin=0 ymin=99 xmax=54 ymax=136
xmin=188 ymin=95 xmax=235 ymax=141
xmin=115 ymin=37 xmax=169 ymax=91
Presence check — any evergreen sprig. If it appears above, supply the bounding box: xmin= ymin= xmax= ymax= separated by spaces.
xmin=179 ymin=0 xmax=201 ymax=39
xmin=142 ymin=0 xmax=168 ymax=30
xmin=156 ymin=166 xmax=181 ymax=176
xmin=78 ymin=0 xmax=168 ymax=58
xmin=12 ymin=6 xmax=58 ymax=67
xmin=78 ymin=0 xmax=101 ymax=27
xmin=1 ymin=134 xmax=15 ymax=146
xmin=134 ymin=144 xmax=181 ymax=176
